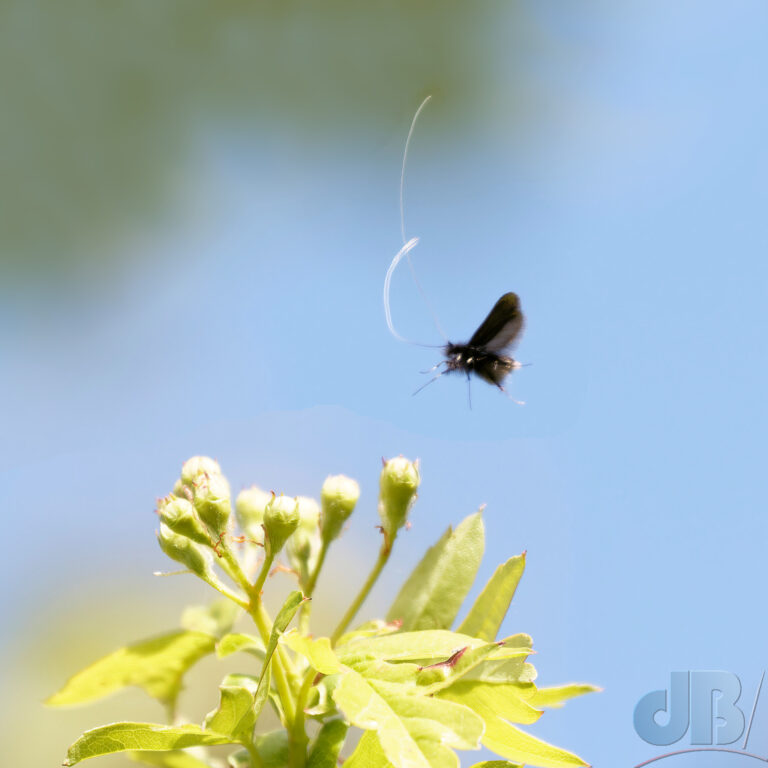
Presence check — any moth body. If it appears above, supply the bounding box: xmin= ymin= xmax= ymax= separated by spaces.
xmin=443 ymin=342 xmax=521 ymax=389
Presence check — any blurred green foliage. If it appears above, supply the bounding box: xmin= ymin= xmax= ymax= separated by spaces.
xmin=0 ymin=0 xmax=532 ymax=275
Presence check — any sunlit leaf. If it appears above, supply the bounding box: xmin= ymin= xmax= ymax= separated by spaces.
xmin=343 ymin=731 xmax=394 ymax=768
xmin=387 ymin=512 xmax=484 ymax=631
xmin=216 ymin=633 xmax=266 ymax=660
xmin=333 ymin=666 xmax=483 ymax=768
xmin=252 ymin=591 xmax=305 ymax=725
xmin=128 ymin=750 xmax=213 ymax=768
xmin=203 ymin=673 xmax=259 ymax=742
xmin=228 ymin=730 xmax=289 ymax=768
xmin=64 ymin=723 xmax=232 ymax=766
xmin=307 ymin=719 xmax=348 ymax=768
xmin=48 ymin=630 xmax=216 ymax=708
xmin=468 ymin=762 xmax=523 ymax=768
xmin=338 ymin=630 xmax=530 ymax=666
xmin=181 ymin=600 xmax=240 ymax=638
xmin=529 ymin=684 xmax=601 ymax=709
xmin=472 ymin=704 xmax=588 ymax=768
xmin=282 ymin=631 xmax=342 ymax=675
xmin=439 ymin=680 xmax=542 ymax=725
xmin=457 ymin=554 xmax=525 ymax=641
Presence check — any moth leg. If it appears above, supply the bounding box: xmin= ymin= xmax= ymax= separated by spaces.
xmin=497 ymin=383 xmax=525 ymax=406
xmin=412 ymin=370 xmax=447 ymax=396
xmin=420 ymin=360 xmax=447 ymax=374
xmin=466 ymin=371 xmax=472 ymax=410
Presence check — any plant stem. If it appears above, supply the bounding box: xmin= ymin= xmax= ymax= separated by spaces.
xmin=298 ymin=540 xmax=329 ymax=634
xmin=330 ymin=538 xmax=393 ymax=645
xmin=245 ymin=741 xmax=266 ymax=768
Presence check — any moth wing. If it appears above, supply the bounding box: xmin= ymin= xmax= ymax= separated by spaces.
xmin=468 ymin=292 xmax=524 ymax=353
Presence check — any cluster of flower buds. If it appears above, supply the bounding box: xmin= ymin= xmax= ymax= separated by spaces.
xmin=155 ymin=453 xmax=420 ymax=591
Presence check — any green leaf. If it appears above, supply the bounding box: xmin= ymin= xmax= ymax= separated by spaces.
xmin=529 ymin=684 xmax=601 ymax=709
xmin=181 ymin=599 xmax=240 ymax=638
xmin=216 ymin=633 xmax=266 ymax=660
xmin=387 ymin=511 xmax=485 ymax=631
xmin=336 ymin=619 xmax=403 ymax=646
xmin=338 ymin=629 xmax=530 ymax=666
xmin=468 ymin=762 xmax=523 ymax=768
xmin=333 ymin=666 xmax=483 ymax=768
xmin=343 ymin=731 xmax=393 ymax=768
xmin=228 ymin=730 xmax=290 ymax=768
xmin=439 ymin=680 xmax=543 ymax=725
xmin=457 ymin=554 xmax=525 ymax=640
xmin=463 ymin=693 xmax=589 ymax=768
xmin=203 ymin=673 xmax=259 ymax=742
xmin=307 ymin=719 xmax=348 ymax=768
xmin=128 ymin=751 xmax=213 ymax=768
xmin=253 ymin=591 xmax=305 ymax=725
xmin=48 ymin=630 xmax=216 ymax=708
xmin=64 ymin=723 xmax=233 ymax=766
xmin=463 ymin=657 xmax=536 ymax=685
xmin=282 ymin=631 xmax=342 ymax=675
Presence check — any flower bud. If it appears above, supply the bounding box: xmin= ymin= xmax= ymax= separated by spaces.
xmin=157 ymin=495 xmax=211 ymax=546
xmin=320 ymin=474 xmax=360 ymax=544
xmin=179 ymin=456 xmax=222 ymax=489
xmin=378 ymin=457 xmax=420 ymax=538
xmin=286 ymin=496 xmax=321 ymax=577
xmin=157 ymin=523 xmax=212 ymax=579
xmin=235 ymin=486 xmax=272 ymax=542
xmin=193 ymin=472 xmax=232 ymax=535
xmin=263 ymin=494 xmax=300 ymax=557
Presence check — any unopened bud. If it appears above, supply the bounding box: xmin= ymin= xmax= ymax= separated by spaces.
xmin=157 ymin=495 xmax=211 ymax=546
xmin=235 ymin=486 xmax=272 ymax=542
xmin=179 ymin=456 xmax=222 ymax=489
xmin=157 ymin=524 xmax=212 ymax=579
xmin=193 ymin=472 xmax=232 ymax=535
xmin=263 ymin=495 xmax=300 ymax=557
xmin=378 ymin=457 xmax=420 ymax=538
xmin=320 ymin=475 xmax=360 ymax=544
xmin=287 ymin=497 xmax=321 ymax=576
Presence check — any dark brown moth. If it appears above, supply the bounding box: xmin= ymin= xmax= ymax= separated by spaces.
xmin=413 ymin=292 xmax=525 ymax=397
xmin=442 ymin=292 xmax=524 ymax=389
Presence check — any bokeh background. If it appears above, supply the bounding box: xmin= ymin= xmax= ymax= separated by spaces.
xmin=3 ymin=1 xmax=768 ymax=766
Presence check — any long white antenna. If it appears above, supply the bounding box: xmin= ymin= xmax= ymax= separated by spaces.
xmin=384 ymin=236 xmax=420 ymax=342
xmin=385 ymin=95 xmax=448 ymax=344
xmin=400 ymin=95 xmax=432 ymax=245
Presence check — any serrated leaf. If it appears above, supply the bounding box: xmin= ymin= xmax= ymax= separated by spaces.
xmin=253 ymin=591 xmax=305 ymax=725
xmin=343 ymin=730 xmax=394 ymax=768
xmin=307 ymin=719 xmax=348 ymax=768
xmin=64 ymin=723 xmax=233 ymax=765
xmin=387 ymin=511 xmax=484 ymax=631
xmin=473 ymin=706 xmax=588 ymax=768
xmin=463 ymin=657 xmax=535 ymax=685
xmin=336 ymin=619 xmax=403 ymax=646
xmin=458 ymin=554 xmax=525 ymax=640
xmin=128 ymin=750 xmax=213 ymax=768
xmin=282 ymin=631 xmax=342 ymax=674
xmin=333 ymin=666 xmax=483 ymax=768
xmin=468 ymin=762 xmax=523 ymax=768
xmin=338 ymin=630 xmax=530 ymax=666
xmin=48 ymin=631 xmax=216 ymax=708
xmin=439 ymin=680 xmax=542 ymax=725
xmin=181 ymin=600 xmax=240 ymax=638
xmin=203 ymin=673 xmax=259 ymax=741
xmin=529 ymin=684 xmax=600 ymax=709
xmin=227 ymin=730 xmax=290 ymax=768
xmin=216 ymin=633 xmax=266 ymax=660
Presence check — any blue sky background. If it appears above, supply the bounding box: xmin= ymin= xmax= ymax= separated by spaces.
xmin=3 ymin=2 xmax=768 ymax=767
